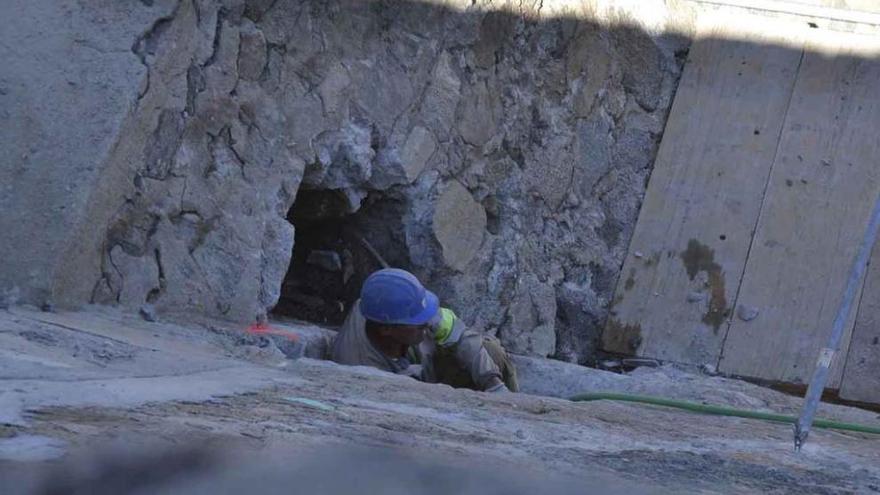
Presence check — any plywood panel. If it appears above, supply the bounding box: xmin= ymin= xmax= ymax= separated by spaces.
xmin=601 ymin=17 xmax=804 ymax=365
xmin=840 ymin=237 xmax=880 ymax=403
xmin=719 ymin=32 xmax=880 ymax=387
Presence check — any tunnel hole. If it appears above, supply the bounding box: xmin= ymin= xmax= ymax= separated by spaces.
xmin=272 ymin=188 xmax=411 ymax=326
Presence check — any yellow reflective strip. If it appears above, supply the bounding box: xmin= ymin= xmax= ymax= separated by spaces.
xmin=434 ymin=307 xmax=455 ymax=344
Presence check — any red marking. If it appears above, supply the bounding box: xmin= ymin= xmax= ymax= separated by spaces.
xmin=246 ymin=323 xmax=300 ymax=342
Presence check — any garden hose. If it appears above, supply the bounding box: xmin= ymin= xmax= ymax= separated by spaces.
xmin=570 ymin=392 xmax=880 ymax=435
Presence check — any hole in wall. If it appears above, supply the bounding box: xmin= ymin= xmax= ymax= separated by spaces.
xmin=271 ymin=188 xmax=411 ymax=326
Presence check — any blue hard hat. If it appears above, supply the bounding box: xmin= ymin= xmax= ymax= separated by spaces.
xmin=359 ymin=268 xmax=439 ymax=325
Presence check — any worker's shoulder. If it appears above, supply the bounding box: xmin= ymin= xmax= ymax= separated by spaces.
xmin=331 ymin=304 xmax=366 ymax=353
xmin=337 ymin=301 xmax=365 ymax=333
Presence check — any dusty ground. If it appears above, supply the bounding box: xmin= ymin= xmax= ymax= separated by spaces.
xmin=1 ymin=305 xmax=879 ymax=494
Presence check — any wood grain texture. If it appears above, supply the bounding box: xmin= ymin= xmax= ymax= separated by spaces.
xmin=719 ymin=32 xmax=880 ymax=387
xmin=840 ymin=238 xmax=880 ymax=403
xmin=601 ymin=18 xmax=804 ymax=365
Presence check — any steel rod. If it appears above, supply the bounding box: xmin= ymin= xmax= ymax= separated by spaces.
xmin=794 ymin=191 xmax=880 ymax=451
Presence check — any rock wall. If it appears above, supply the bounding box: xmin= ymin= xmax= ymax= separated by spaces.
xmin=0 ymin=0 xmax=688 ymax=364
xmin=0 ymin=0 xmax=173 ymax=308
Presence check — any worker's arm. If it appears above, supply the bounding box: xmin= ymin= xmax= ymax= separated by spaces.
xmin=429 ymin=308 xmax=506 ymax=392
xmin=457 ymin=332 xmax=507 ymax=392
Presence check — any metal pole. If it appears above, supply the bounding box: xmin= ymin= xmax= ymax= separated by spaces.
xmin=794 ymin=192 xmax=880 ymax=451
xmin=357 ymin=234 xmax=390 ymax=269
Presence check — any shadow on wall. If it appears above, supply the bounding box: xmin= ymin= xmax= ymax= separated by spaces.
xmin=12 ymin=0 xmax=875 ymax=369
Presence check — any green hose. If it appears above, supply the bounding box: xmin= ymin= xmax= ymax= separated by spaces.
xmin=570 ymin=392 xmax=880 ymax=435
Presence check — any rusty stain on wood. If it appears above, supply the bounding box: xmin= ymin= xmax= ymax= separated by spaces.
xmin=602 ymin=17 xmax=804 ymax=364
xmin=624 ymin=269 xmax=636 ymax=291
xmin=604 ymin=318 xmax=643 ymax=355
xmin=680 ymin=239 xmax=729 ymax=332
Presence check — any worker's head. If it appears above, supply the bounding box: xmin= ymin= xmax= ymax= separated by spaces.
xmin=360 ymin=268 xmax=439 ymax=345
xmin=364 ymin=320 xmax=427 ymax=346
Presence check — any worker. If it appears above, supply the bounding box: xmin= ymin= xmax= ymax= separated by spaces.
xmin=330 ymin=268 xmax=518 ymax=393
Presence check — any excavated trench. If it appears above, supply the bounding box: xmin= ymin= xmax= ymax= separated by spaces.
xmin=272 ymin=188 xmax=412 ymax=326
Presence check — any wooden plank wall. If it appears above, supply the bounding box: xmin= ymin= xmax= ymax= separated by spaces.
xmin=841 ymin=237 xmax=880 ymax=403
xmin=719 ymin=33 xmax=880 ymax=389
xmin=602 ymin=17 xmax=804 ymax=366
xmin=602 ymin=14 xmax=880 ymax=404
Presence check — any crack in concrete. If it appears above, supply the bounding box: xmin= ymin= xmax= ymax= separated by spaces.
xmin=223 ymin=126 xmax=248 ymax=181
xmin=203 ymin=8 xmax=227 ymax=69
xmin=106 ymin=248 xmax=126 ymax=304
xmin=131 ymin=0 xmax=183 ymax=103
xmin=148 ymin=248 xmax=166 ymax=304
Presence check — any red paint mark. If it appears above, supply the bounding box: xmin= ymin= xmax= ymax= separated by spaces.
xmin=246 ymin=323 xmax=300 ymax=342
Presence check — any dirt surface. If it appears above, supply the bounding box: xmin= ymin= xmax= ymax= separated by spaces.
xmin=1 ymin=306 xmax=879 ymax=494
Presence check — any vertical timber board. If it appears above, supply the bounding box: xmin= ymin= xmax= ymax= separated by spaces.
xmin=601 ymin=16 xmax=804 ymax=365
xmin=840 ymin=237 xmax=880 ymax=403
xmin=719 ymin=31 xmax=880 ymax=387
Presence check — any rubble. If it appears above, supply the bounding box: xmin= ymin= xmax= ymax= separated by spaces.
xmin=139 ymin=303 xmax=158 ymax=322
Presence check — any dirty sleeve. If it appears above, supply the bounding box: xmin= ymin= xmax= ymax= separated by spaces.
xmin=453 ymin=326 xmax=505 ymax=391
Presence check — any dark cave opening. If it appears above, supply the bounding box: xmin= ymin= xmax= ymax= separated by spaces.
xmin=271 ymin=188 xmax=410 ymax=327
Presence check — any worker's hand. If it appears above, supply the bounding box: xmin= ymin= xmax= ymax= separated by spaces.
xmin=401 ymin=364 xmax=423 ymax=380
xmin=485 ymin=382 xmax=510 ymax=393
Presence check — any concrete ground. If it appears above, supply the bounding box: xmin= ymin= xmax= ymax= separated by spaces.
xmin=1 ymin=305 xmax=879 ymax=494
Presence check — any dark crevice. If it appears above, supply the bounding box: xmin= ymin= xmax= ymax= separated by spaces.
xmin=501 ymin=137 xmax=526 ymax=169
xmin=628 ymin=89 xmax=655 ymax=114
xmin=143 ymin=109 xmax=185 ymax=180
xmin=131 ymin=1 xmax=182 ymax=102
xmin=205 ymin=132 xmax=222 ymax=178
xmin=185 ymin=65 xmax=205 ymax=116
xmin=257 ymin=42 xmax=284 ymax=85
xmin=134 ymin=65 xmax=151 ymax=102
xmin=167 ymin=205 xmax=216 ymax=254
xmin=190 ymin=218 xmax=217 ymax=254
xmin=244 ymin=0 xmax=281 ymax=22
xmin=223 ymin=126 xmax=248 ymax=179
xmin=89 ymin=277 xmax=109 ymax=305
xmin=240 ymin=107 xmax=268 ymax=143
xmin=203 ymin=8 xmax=228 ymax=69
xmin=147 ymin=248 xmax=167 ymax=304
xmin=146 ymin=214 xmax=161 ymax=241
xmin=272 ymin=189 xmax=410 ymax=326
xmin=107 ymin=248 xmax=125 ymax=304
